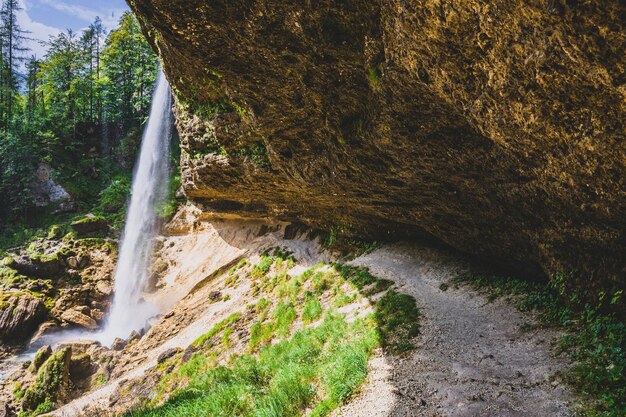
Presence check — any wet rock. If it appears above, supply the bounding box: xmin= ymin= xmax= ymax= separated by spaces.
xmin=30 ymin=321 xmax=58 ymax=345
xmin=127 ymin=330 xmax=141 ymax=344
xmin=56 ymin=340 xmax=101 ymax=356
xmin=111 ymin=338 xmax=127 ymax=351
xmin=0 ymin=293 xmax=45 ymax=344
xmin=30 ymin=345 xmax=52 ymax=373
xmin=61 ymin=307 xmax=98 ymax=330
xmin=91 ymin=308 xmax=105 ymax=321
xmin=157 ymin=348 xmax=180 ymax=364
xmin=70 ymin=354 xmax=98 ymax=390
xmin=96 ymin=281 xmax=113 ymax=296
xmin=22 ymin=347 xmax=72 ymax=411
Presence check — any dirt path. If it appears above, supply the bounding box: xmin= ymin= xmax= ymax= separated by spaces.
xmin=334 ymin=243 xmax=576 ymax=417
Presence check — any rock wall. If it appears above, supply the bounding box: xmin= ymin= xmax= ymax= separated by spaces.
xmin=128 ymin=0 xmax=625 ymax=302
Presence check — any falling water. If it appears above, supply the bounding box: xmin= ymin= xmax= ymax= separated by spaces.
xmin=100 ymin=70 xmax=172 ymax=344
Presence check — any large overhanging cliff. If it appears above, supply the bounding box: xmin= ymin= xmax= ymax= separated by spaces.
xmin=128 ymin=0 xmax=625 ymax=301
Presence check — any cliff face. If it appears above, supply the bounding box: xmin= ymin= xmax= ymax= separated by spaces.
xmin=128 ymin=0 xmax=625 ymax=300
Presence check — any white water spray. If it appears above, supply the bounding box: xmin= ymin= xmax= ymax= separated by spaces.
xmin=100 ymin=70 xmax=172 ymax=344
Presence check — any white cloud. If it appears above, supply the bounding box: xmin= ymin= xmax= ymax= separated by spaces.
xmin=39 ymin=0 xmax=124 ymax=31
xmin=17 ymin=0 xmax=61 ymax=60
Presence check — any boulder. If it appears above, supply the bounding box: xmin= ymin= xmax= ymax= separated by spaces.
xmin=71 ymin=215 xmax=109 ymax=237
xmin=127 ymin=330 xmax=141 ymax=344
xmin=0 ymin=293 xmax=45 ymax=344
xmin=67 ymin=255 xmax=90 ymax=270
xmin=55 ymin=340 xmax=101 ymax=356
xmin=111 ymin=338 xmax=127 ymax=351
xmin=69 ymin=354 xmax=97 ymax=390
xmin=61 ymin=307 xmax=98 ymax=330
xmin=21 ymin=347 xmax=72 ymax=411
xmin=7 ymin=255 xmax=62 ymax=279
xmin=156 ymin=348 xmax=180 ymax=364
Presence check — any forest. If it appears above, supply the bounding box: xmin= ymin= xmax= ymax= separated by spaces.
xmin=0 ymin=0 xmax=158 ymax=234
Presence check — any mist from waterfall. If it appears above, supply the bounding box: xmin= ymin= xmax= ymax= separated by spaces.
xmin=99 ymin=69 xmax=172 ymax=345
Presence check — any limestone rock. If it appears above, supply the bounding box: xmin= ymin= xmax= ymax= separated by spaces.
xmin=31 ymin=163 xmax=72 ymax=209
xmin=69 ymin=354 xmax=97 ymax=390
xmin=61 ymin=307 xmax=98 ymax=330
xmin=67 ymin=255 xmax=90 ymax=270
xmin=156 ymin=348 xmax=180 ymax=364
xmin=129 ymin=0 xmax=626 ymax=306
xmin=0 ymin=293 xmax=45 ymax=343
xmin=111 ymin=338 xmax=127 ymax=351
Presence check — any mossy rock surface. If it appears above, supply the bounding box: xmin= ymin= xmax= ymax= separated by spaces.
xmin=71 ymin=216 xmax=109 ymax=237
xmin=21 ymin=347 xmax=72 ymax=412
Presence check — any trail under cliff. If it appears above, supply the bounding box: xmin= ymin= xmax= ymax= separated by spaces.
xmin=334 ymin=244 xmax=575 ymax=416
xmin=45 ymin=210 xmax=575 ymax=417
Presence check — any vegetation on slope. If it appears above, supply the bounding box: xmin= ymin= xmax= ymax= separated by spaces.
xmin=125 ymin=251 xmax=420 ymax=417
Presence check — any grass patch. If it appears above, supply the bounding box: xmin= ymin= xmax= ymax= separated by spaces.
xmin=302 ymin=295 xmax=323 ymax=323
xmin=192 ymin=313 xmax=242 ymax=348
xmin=126 ymin=313 xmax=378 ymax=417
xmin=375 ymin=289 xmax=420 ymax=354
xmin=127 ymin=261 xmax=419 ymax=417
xmin=454 ymin=272 xmax=626 ymax=416
xmin=273 ymin=302 xmax=297 ymax=339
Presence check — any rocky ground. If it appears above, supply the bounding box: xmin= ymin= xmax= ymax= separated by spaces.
xmin=0 ymin=216 xmax=116 ymax=353
xmin=0 ymin=207 xmax=579 ymax=416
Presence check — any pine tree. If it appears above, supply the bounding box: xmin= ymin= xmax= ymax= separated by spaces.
xmin=0 ymin=0 xmax=30 ymax=129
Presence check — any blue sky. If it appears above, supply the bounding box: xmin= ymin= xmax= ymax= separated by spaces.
xmin=18 ymin=0 xmax=130 ymax=58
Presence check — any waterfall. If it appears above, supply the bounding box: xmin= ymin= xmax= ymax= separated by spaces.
xmin=100 ymin=70 xmax=172 ymax=344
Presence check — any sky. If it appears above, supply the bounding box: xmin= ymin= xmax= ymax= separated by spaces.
xmin=17 ymin=0 xmax=130 ymax=59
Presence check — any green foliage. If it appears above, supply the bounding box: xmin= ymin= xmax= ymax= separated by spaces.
xmin=156 ymin=172 xmax=182 ymax=222
xmin=192 ymin=313 xmax=242 ymax=348
xmin=21 ymin=347 xmax=70 ymax=412
xmin=367 ymin=66 xmax=380 ymax=86
xmin=0 ymin=10 xmax=162 ymax=231
xmin=99 ymin=175 xmax=131 ymax=212
xmin=126 ymin=314 xmax=378 ymax=417
xmin=0 ymin=131 xmax=36 ymax=218
xmin=302 ymin=295 xmax=323 ymax=323
xmin=454 ymin=272 xmax=626 ymax=416
xmin=273 ymin=302 xmax=297 ymax=339
xmin=334 ymin=264 xmax=377 ymax=290
xmin=251 ymin=256 xmax=274 ymax=279
xmin=375 ymin=289 xmax=420 ymax=354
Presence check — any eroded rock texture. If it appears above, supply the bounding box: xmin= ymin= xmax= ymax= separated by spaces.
xmin=129 ymin=0 xmax=625 ymax=300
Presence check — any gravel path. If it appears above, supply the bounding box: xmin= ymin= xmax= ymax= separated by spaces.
xmin=334 ymin=243 xmax=576 ymax=417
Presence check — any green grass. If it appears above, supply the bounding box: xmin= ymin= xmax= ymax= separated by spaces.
xmin=375 ymin=289 xmax=421 ymax=354
xmin=302 ymin=295 xmax=323 ymax=323
xmin=454 ymin=272 xmax=626 ymax=416
xmin=273 ymin=302 xmax=297 ymax=339
xmin=126 ymin=313 xmax=378 ymax=417
xmin=125 ymin=261 xmax=419 ymax=417
xmin=192 ymin=313 xmax=242 ymax=348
